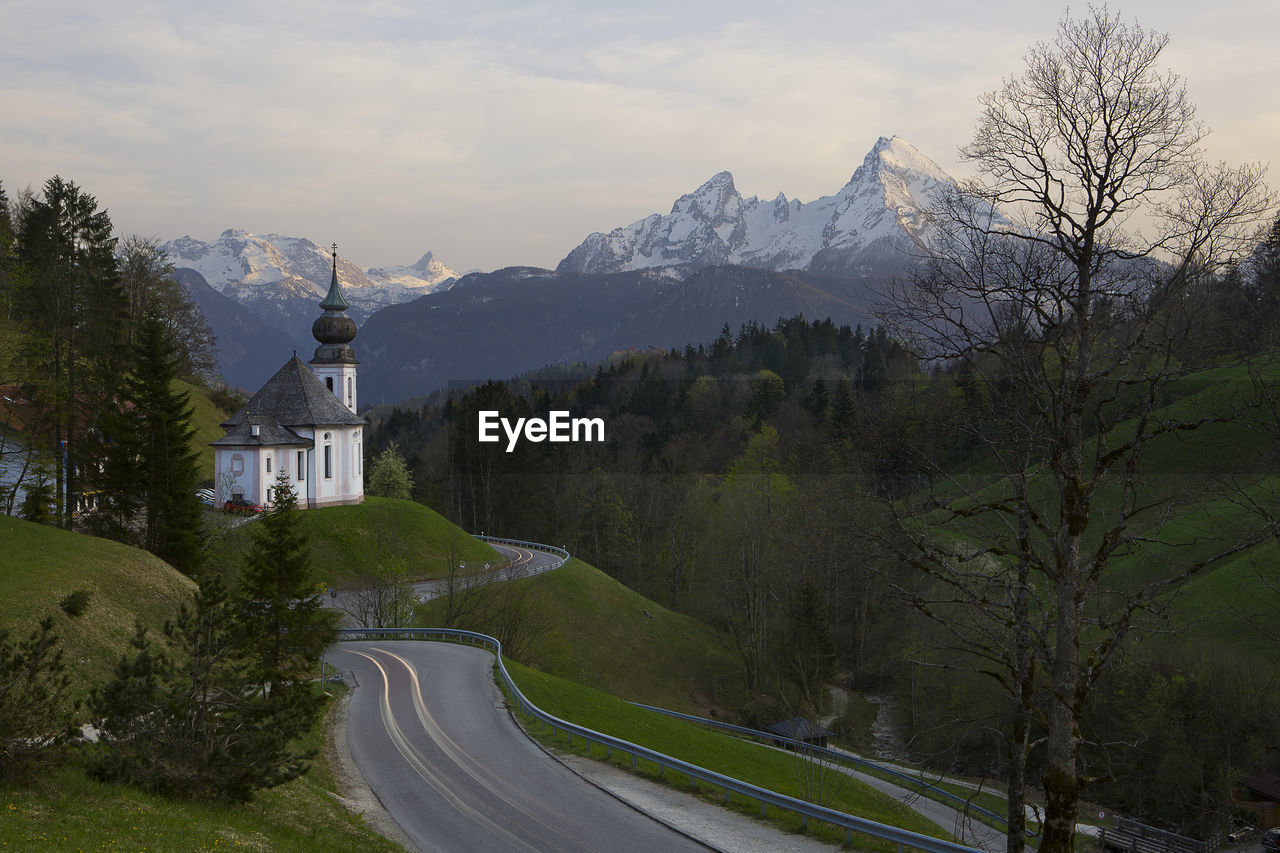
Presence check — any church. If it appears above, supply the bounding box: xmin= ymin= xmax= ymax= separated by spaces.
xmin=211 ymin=247 xmax=365 ymax=509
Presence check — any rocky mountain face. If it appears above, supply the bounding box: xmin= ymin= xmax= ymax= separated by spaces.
xmin=557 ymin=136 xmax=952 ymax=279
xmin=160 ymin=230 xmax=458 ymax=389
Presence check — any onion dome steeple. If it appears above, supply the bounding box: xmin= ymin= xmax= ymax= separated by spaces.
xmin=311 ymin=244 xmax=358 ymax=364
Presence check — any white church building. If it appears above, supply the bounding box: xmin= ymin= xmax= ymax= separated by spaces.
xmin=212 ymin=248 xmax=365 ymax=509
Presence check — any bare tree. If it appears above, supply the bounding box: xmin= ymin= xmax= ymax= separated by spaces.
xmin=884 ymin=9 xmax=1272 ymax=853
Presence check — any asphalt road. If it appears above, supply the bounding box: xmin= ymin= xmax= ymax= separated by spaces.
xmin=327 ymin=542 xmax=564 ymax=625
xmin=330 ymin=640 xmax=712 ymax=853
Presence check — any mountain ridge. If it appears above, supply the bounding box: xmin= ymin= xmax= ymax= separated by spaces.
xmin=557 ymin=136 xmax=951 ymax=279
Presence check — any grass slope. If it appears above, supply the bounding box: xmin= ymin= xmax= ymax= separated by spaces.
xmin=177 ymin=377 xmax=231 ymax=478
xmin=506 ymin=660 xmax=948 ymax=851
xmin=206 ymin=496 xmax=501 ymax=589
xmin=0 ymin=515 xmax=196 ymax=692
xmin=931 ymin=357 xmax=1280 ymax=675
xmin=0 ymin=692 xmax=401 ymax=853
xmin=420 ymin=557 xmax=746 ymax=716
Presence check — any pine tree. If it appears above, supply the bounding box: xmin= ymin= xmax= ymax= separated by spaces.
xmin=133 ymin=317 xmax=204 ymax=572
xmin=89 ymin=315 xmax=204 ymax=573
xmin=238 ymin=471 xmax=334 ymax=694
xmin=0 ymin=616 xmax=78 ymax=782
xmin=89 ymin=577 xmax=322 ymax=801
xmin=14 ymin=177 xmax=125 ymax=528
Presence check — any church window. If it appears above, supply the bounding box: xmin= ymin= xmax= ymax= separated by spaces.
xmin=354 ymin=434 xmax=362 ymax=476
xmin=266 ymin=455 xmax=272 ymax=473
xmin=347 ymin=376 xmax=353 ymax=406
xmin=326 ymin=377 xmax=334 ymax=392
xmin=324 ymin=435 xmax=332 ymax=479
xmin=297 ymin=450 xmax=306 ymax=481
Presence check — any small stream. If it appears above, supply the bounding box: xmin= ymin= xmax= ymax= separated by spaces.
xmin=865 ymin=693 xmax=911 ymax=762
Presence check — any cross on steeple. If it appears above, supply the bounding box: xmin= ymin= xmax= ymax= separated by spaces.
xmin=331 ymin=243 xmax=338 ymax=272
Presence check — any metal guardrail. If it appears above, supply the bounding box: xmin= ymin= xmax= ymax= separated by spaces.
xmin=473 ymin=535 xmax=570 ymax=574
xmin=336 ymin=626 xmax=986 ymax=853
xmin=629 ymin=702 xmax=1021 ymax=836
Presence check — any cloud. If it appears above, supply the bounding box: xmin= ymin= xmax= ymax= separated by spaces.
xmin=2 ymin=0 xmax=1275 ymax=271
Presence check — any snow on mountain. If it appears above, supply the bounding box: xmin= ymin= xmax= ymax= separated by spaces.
xmin=159 ymin=230 xmax=458 ymax=315
xmin=364 ymin=251 xmax=459 ymax=293
xmin=557 ymin=136 xmax=954 ymax=278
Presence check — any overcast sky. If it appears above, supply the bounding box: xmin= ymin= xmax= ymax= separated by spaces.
xmin=2 ymin=1 xmax=1276 ymax=273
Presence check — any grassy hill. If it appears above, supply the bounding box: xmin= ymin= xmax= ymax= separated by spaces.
xmin=0 ymin=516 xmax=404 ymax=852
xmin=928 ymin=357 xmax=1280 ymax=677
xmin=419 ymin=557 xmax=747 ymax=717
xmin=205 ymin=496 xmax=502 ymax=589
xmin=178 ymin=377 xmax=235 ymax=477
xmin=0 ymin=515 xmax=197 ymax=691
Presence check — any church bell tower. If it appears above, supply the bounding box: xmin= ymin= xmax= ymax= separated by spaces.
xmin=310 ymin=244 xmax=359 ymax=413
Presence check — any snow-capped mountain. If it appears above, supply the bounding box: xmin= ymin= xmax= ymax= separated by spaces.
xmin=557 ymin=136 xmax=952 ymax=278
xmin=160 ymin=231 xmax=458 ymax=316
xmin=160 ymin=230 xmax=459 ymax=390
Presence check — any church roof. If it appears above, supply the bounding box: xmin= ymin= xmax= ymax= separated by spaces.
xmin=209 ymin=418 xmax=311 ymax=448
xmin=219 ymin=356 xmax=364 ymax=434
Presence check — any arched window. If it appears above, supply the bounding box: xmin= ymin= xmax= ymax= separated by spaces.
xmin=354 ymin=433 xmax=362 ymax=477
xmin=326 ymin=377 xmax=334 ymax=392
xmin=323 ymin=433 xmax=332 ymax=479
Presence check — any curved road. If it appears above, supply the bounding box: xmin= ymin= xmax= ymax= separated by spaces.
xmin=331 ymin=640 xmax=710 ymax=853
xmin=328 ymin=542 xmax=563 ymax=625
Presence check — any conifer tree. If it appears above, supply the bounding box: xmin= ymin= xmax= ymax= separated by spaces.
xmin=238 ymin=471 xmax=334 ymax=695
xmin=89 ymin=577 xmax=321 ymax=801
xmin=132 ymin=316 xmax=204 ymax=572
xmin=0 ymin=616 xmax=77 ymax=782
xmin=14 ymin=177 xmax=125 ymax=527
xmin=90 ymin=315 xmax=204 ymax=573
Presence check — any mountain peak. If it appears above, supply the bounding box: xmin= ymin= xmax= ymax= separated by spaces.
xmin=557 ymin=136 xmax=957 ymax=278
xmin=854 ymin=135 xmax=951 ymax=185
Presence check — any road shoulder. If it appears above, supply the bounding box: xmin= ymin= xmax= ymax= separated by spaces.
xmin=325 ymin=689 xmax=417 ymax=852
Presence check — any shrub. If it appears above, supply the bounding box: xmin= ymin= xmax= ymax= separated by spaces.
xmin=59 ymin=589 xmax=92 ymax=618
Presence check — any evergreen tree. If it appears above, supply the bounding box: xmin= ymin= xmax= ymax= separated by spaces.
xmin=89 ymin=316 xmax=204 ymax=573
xmin=89 ymin=577 xmax=321 ymax=801
xmin=783 ymin=580 xmax=838 ymax=717
xmin=238 ymin=471 xmax=334 ymax=694
xmin=133 ymin=317 xmax=204 ymax=572
xmin=14 ymin=177 xmax=125 ymax=527
xmin=0 ymin=616 xmax=78 ymax=782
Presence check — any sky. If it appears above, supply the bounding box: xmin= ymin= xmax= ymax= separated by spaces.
xmin=2 ymin=1 xmax=1277 ymax=274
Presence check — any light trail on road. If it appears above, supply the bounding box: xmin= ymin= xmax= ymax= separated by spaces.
xmin=332 ymin=641 xmax=710 ymax=853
